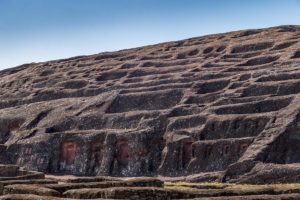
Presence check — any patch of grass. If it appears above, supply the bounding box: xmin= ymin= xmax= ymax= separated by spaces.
xmin=165 ymin=184 xmax=196 ymax=191
xmin=273 ymin=183 xmax=300 ymax=188
xmin=164 ymin=181 xmax=230 ymax=190
xmin=163 ymin=182 xmax=300 ymax=198
xmin=226 ymin=183 xmax=300 ymax=191
xmin=165 ymin=182 xmax=300 ymax=191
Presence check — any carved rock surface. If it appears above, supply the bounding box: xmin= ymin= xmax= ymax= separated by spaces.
xmin=1 ymin=25 xmax=300 ymax=183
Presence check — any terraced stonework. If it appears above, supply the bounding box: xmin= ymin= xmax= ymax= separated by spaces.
xmin=3 ymin=165 xmax=300 ymax=199
xmin=1 ymin=25 xmax=300 ymax=183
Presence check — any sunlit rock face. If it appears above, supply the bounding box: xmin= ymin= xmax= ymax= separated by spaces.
xmin=1 ymin=25 xmax=300 ymax=182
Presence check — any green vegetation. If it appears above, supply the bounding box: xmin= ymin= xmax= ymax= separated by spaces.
xmin=164 ymin=181 xmax=300 ymax=191
xmin=164 ymin=181 xmax=230 ymax=190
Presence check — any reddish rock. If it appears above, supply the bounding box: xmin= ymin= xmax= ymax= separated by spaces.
xmin=0 ymin=25 xmax=300 ymax=183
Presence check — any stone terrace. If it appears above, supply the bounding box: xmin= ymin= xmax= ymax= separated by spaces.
xmin=1 ymin=25 xmax=300 ymax=185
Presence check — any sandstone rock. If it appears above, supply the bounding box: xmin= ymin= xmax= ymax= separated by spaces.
xmin=45 ymin=178 xmax=163 ymax=194
xmin=3 ymin=184 xmax=60 ymax=197
xmin=63 ymin=186 xmax=199 ymax=199
xmin=0 ymin=179 xmax=57 ymax=186
xmin=0 ymin=194 xmax=63 ymax=200
xmin=0 ymin=25 xmax=300 ymax=184
xmin=0 ymin=165 xmax=45 ymax=184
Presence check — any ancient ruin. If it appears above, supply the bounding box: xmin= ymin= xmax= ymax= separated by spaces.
xmin=1 ymin=25 xmax=300 ymax=198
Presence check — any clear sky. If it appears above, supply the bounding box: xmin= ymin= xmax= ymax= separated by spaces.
xmin=0 ymin=0 xmax=300 ymax=70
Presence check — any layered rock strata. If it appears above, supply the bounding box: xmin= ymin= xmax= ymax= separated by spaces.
xmin=0 ymin=25 xmax=300 ymax=183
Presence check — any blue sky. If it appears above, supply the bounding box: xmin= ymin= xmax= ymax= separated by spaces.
xmin=0 ymin=0 xmax=300 ymax=70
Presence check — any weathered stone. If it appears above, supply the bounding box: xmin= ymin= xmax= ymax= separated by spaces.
xmin=3 ymin=184 xmax=60 ymax=197
xmin=45 ymin=178 xmax=163 ymax=194
xmin=0 ymin=194 xmax=63 ymax=200
xmin=63 ymin=187 xmax=199 ymax=199
xmin=0 ymin=25 xmax=300 ymax=185
xmin=0 ymin=179 xmax=57 ymax=188
xmin=0 ymin=165 xmax=19 ymax=177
